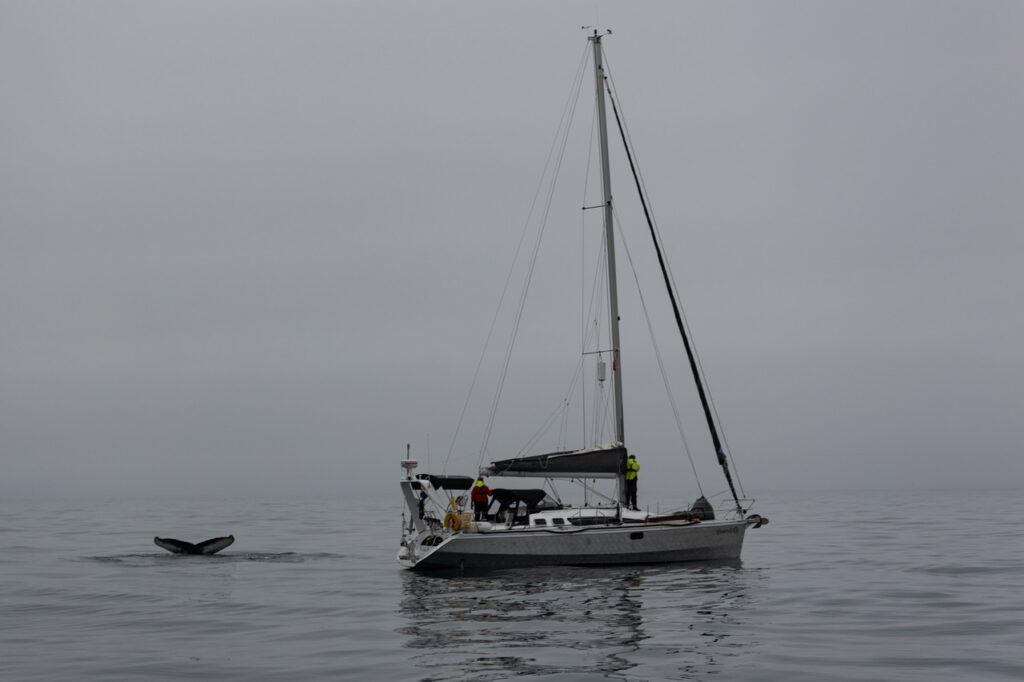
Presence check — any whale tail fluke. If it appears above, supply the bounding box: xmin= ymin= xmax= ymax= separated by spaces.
xmin=194 ymin=535 xmax=235 ymax=554
xmin=154 ymin=535 xmax=234 ymax=555
xmin=154 ymin=537 xmax=196 ymax=554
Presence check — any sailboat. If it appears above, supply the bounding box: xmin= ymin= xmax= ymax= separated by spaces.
xmin=397 ymin=31 xmax=767 ymax=570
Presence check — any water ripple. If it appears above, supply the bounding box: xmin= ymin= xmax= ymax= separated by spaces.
xmin=1 ymin=491 xmax=1021 ymax=681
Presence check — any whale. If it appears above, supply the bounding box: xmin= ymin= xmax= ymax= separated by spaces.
xmin=154 ymin=535 xmax=234 ymax=555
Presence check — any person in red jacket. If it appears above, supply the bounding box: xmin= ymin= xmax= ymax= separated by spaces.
xmin=471 ymin=477 xmax=492 ymax=521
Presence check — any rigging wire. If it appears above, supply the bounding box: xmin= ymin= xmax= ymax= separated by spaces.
xmin=477 ymin=44 xmax=590 ymax=469
xmin=517 ymin=388 xmax=576 ymax=457
xmin=443 ymin=43 xmax=590 ymax=474
xmin=613 ymin=206 xmax=704 ymax=496
xmin=557 ymin=394 xmax=570 ymax=451
xmin=603 ymin=52 xmax=746 ymax=498
xmin=514 ymin=228 xmax=611 ymax=456
xmin=580 ymin=93 xmax=599 ymax=449
xmin=602 ymin=51 xmax=743 ymax=509
xmin=501 ymin=80 xmax=614 ymax=459
xmin=585 ymin=239 xmax=609 ymax=446
xmin=610 ymin=108 xmax=749 ymax=495
xmin=604 ymin=63 xmax=747 ymax=495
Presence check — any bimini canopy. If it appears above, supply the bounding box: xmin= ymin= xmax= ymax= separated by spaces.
xmin=489 ymin=485 xmax=561 ymax=512
xmin=416 ymin=474 xmax=475 ymax=491
xmin=482 ymin=445 xmax=627 ymax=479
xmin=491 ymin=488 xmax=550 ymax=512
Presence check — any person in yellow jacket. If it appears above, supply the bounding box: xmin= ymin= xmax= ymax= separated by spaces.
xmin=625 ymin=454 xmax=640 ymax=511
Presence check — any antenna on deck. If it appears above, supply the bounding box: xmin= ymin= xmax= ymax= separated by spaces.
xmin=401 ymin=443 xmax=418 ymax=480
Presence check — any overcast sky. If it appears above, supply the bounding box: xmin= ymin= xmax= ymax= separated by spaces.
xmin=2 ymin=1 xmax=1021 ymax=500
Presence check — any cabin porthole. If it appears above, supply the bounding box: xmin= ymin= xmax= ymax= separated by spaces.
xmin=630 ymin=532 xmax=644 ymax=540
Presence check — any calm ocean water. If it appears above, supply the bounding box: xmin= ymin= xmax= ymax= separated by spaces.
xmin=1 ymin=489 xmax=1021 ymax=681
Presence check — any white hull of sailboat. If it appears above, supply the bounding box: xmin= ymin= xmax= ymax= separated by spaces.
xmin=399 ymin=519 xmax=749 ymax=570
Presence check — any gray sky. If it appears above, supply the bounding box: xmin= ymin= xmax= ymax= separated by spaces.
xmin=2 ymin=1 xmax=1021 ymax=499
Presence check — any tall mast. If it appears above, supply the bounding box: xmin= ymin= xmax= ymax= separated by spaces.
xmin=590 ymin=31 xmax=625 ymax=451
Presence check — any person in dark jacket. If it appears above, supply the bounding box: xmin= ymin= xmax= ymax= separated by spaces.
xmin=471 ymin=478 xmax=492 ymax=521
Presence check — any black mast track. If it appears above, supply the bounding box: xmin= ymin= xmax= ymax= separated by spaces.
xmin=604 ymin=81 xmax=744 ymax=514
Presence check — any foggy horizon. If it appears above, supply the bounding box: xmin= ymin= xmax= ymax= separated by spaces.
xmin=3 ymin=1 xmax=1021 ymax=500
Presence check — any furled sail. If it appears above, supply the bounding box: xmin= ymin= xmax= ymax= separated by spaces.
xmin=483 ymin=445 xmax=627 ymax=479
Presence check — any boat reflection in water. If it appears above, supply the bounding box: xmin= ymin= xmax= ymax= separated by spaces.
xmin=398 ymin=561 xmax=761 ymax=680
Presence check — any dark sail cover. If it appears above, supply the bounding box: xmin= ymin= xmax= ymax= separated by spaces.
xmin=485 ymin=446 xmax=627 ymax=478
